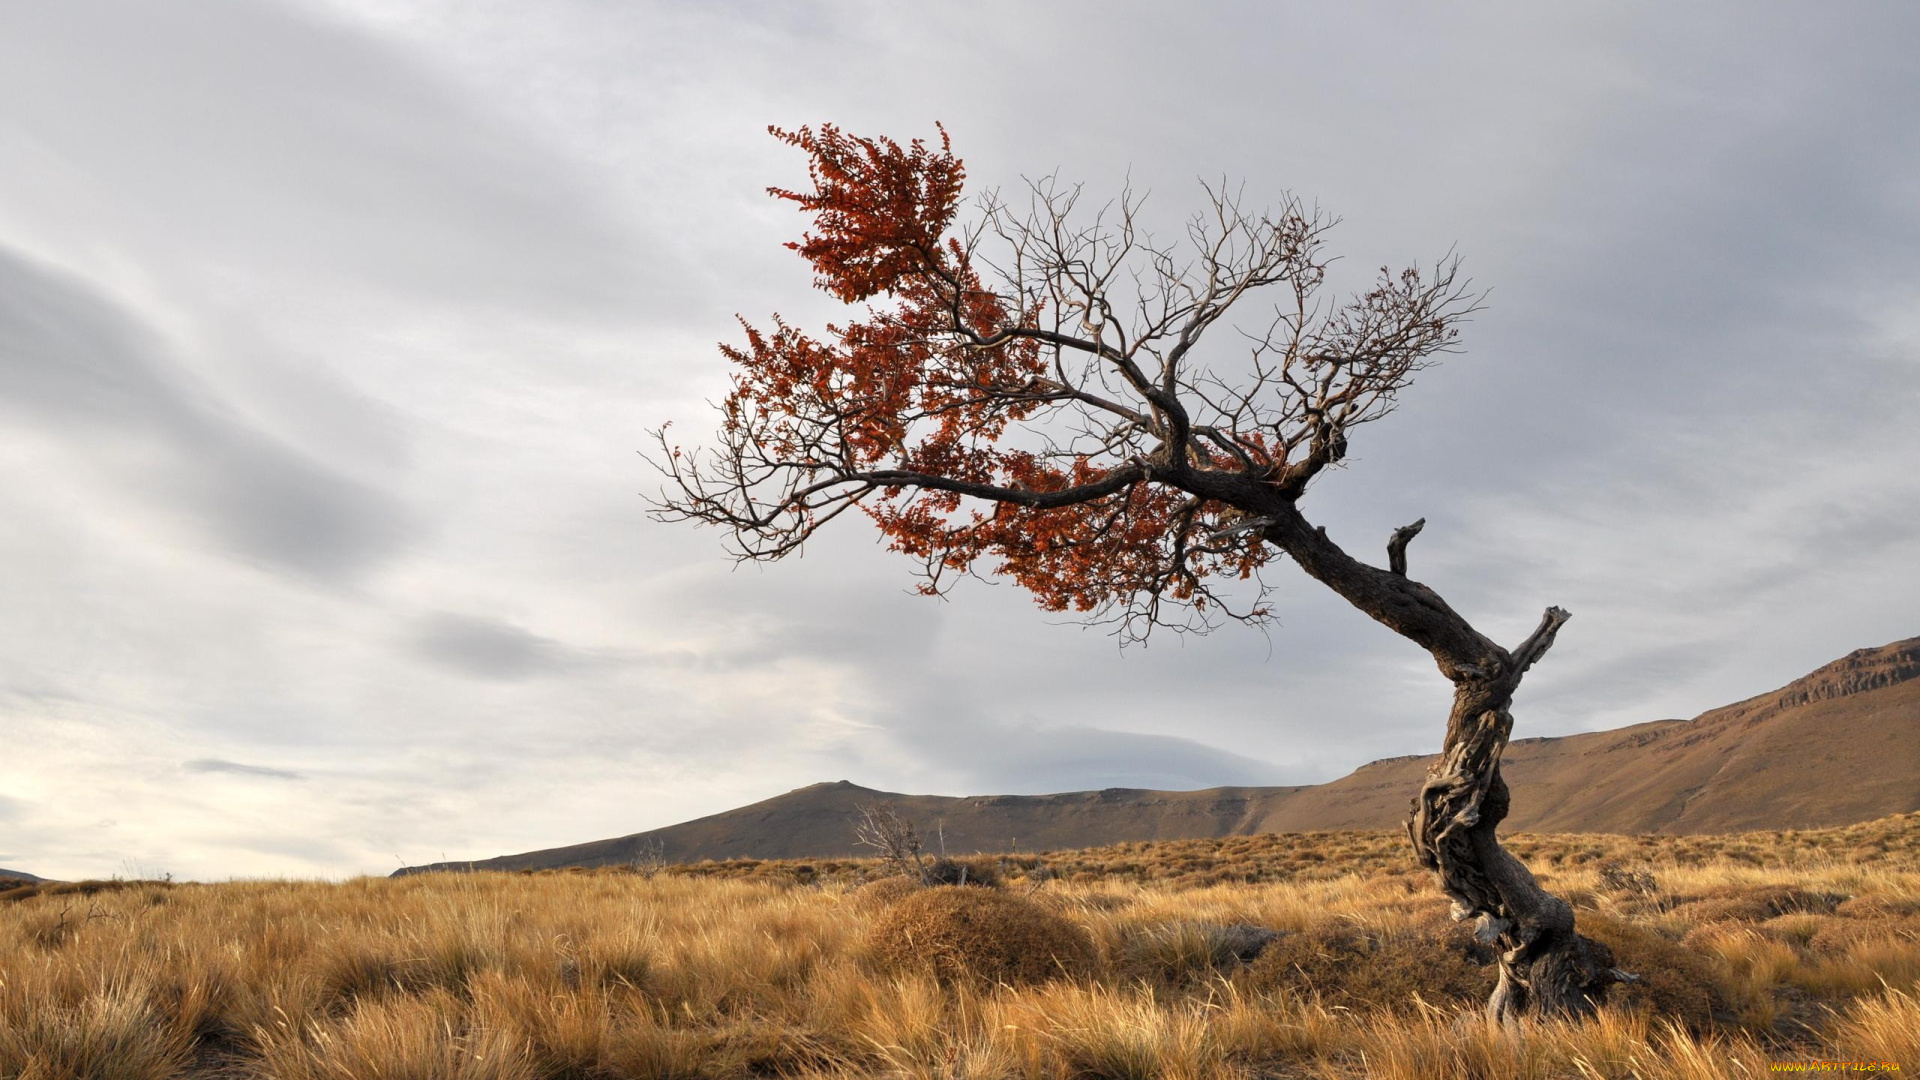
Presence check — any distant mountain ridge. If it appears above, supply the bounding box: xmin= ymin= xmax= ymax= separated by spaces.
xmin=396 ymin=636 xmax=1920 ymax=875
xmin=0 ymin=868 xmax=42 ymax=883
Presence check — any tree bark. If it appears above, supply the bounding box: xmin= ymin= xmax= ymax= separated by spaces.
xmin=1251 ymin=503 xmax=1634 ymax=1021
xmin=1410 ymin=672 xmax=1635 ymax=1021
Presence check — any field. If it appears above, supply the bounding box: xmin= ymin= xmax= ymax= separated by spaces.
xmin=5 ymin=815 xmax=1919 ymax=1079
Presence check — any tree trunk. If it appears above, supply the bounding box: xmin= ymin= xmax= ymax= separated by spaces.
xmin=1408 ymin=676 xmax=1634 ymax=1021
xmin=1249 ymin=505 xmax=1635 ymax=1021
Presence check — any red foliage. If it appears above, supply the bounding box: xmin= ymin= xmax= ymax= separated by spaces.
xmin=711 ymin=124 xmax=1278 ymax=623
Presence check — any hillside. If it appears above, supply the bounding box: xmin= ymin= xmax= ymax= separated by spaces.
xmin=396 ymin=782 xmax=1313 ymax=874
xmin=397 ymin=636 xmax=1920 ymax=874
xmin=1289 ymin=635 xmax=1920 ymax=835
xmin=0 ymin=869 xmax=39 ymax=883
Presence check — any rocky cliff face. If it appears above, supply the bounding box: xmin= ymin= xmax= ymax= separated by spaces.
xmin=1775 ymin=640 xmax=1920 ymax=708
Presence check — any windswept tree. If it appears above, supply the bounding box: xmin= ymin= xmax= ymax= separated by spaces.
xmin=650 ymin=124 xmax=1636 ymax=1020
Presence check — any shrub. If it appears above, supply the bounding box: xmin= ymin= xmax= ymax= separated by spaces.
xmin=1806 ymin=913 xmax=1920 ymax=954
xmin=1836 ymin=895 xmax=1920 ymax=919
xmin=849 ymin=876 xmax=921 ymax=911
xmin=1580 ymin=910 xmax=1731 ymax=1032
xmin=866 ymin=886 xmax=1095 ymax=986
xmin=1119 ymin=922 xmax=1281 ymax=987
xmin=1669 ymin=885 xmax=1845 ymax=925
xmin=922 ymin=856 xmax=1001 ymax=888
xmin=1237 ymin=918 xmax=1493 ymax=1010
xmin=0 ymin=879 xmax=172 ymax=906
xmin=0 ymin=989 xmax=192 ymax=1080
xmin=1597 ymin=862 xmax=1661 ymax=898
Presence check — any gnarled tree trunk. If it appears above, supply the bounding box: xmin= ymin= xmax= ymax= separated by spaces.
xmin=1410 ymin=661 xmax=1635 ymax=1021
xmin=1251 ymin=503 xmax=1635 ymax=1021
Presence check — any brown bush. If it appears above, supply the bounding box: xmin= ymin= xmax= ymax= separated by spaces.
xmin=849 ymin=876 xmax=921 ymax=911
xmin=866 ymin=885 xmax=1095 ymax=986
xmin=1669 ymin=885 xmax=1845 ymax=925
xmin=1580 ymin=911 xmax=1731 ymax=1032
xmin=1753 ymin=913 xmax=1827 ymax=949
xmin=923 ymin=856 xmax=1002 ymax=888
xmin=1236 ymin=919 xmax=1493 ymax=1010
xmin=1806 ymin=914 xmax=1920 ymax=954
xmin=1597 ymin=862 xmax=1661 ymax=898
xmin=0 ymin=879 xmax=171 ymax=906
xmin=1670 ymin=897 xmax=1773 ymax=925
xmin=1835 ymin=895 xmax=1920 ymax=919
xmin=1117 ymin=922 xmax=1281 ymax=987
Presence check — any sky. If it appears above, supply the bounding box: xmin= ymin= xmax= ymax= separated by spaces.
xmin=2 ymin=1 xmax=1916 ymax=881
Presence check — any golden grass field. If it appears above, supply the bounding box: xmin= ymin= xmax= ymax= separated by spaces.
xmin=5 ymin=814 xmax=1919 ymax=1079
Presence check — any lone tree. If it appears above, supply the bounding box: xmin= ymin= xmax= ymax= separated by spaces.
xmin=650 ymin=124 xmax=1635 ymax=1020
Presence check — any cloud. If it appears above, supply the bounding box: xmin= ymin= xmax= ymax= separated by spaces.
xmin=0 ymin=246 xmax=415 ymax=583
xmin=886 ymin=696 xmax=1283 ymax=794
xmin=410 ymin=612 xmax=584 ymax=681
xmin=0 ymin=0 xmax=652 ymax=315
xmin=222 ymin=833 xmax=355 ymax=864
xmin=183 ymin=758 xmax=306 ymax=781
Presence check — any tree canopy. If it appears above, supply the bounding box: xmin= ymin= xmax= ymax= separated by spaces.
xmin=652 ymin=124 xmax=1475 ymax=641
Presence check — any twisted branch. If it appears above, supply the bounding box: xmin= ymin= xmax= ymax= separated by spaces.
xmin=1387 ymin=517 xmax=1425 ymax=577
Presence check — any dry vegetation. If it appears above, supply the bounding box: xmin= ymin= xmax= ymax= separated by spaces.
xmin=5 ymin=814 xmax=1919 ymax=1079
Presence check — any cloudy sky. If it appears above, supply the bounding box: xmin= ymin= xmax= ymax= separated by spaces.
xmin=3 ymin=1 xmax=1916 ymax=881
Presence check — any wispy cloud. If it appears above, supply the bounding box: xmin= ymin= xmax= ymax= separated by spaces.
xmin=0 ymin=246 xmax=415 ymax=583
xmin=183 ymin=759 xmax=307 ymax=781
xmin=410 ymin=612 xmax=586 ymax=681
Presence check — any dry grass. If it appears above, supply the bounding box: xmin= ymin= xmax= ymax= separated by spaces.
xmin=2 ymin=813 xmax=1918 ymax=1078
xmin=866 ymin=886 xmax=1096 ymax=986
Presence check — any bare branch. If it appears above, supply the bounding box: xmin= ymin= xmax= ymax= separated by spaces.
xmin=1511 ymin=606 xmax=1572 ymax=677
xmin=654 ymin=125 xmax=1480 ymax=644
xmin=1205 ymin=513 xmax=1279 ymax=545
xmin=1387 ymin=517 xmax=1426 ymax=577
xmin=852 ymin=804 xmax=929 ymax=883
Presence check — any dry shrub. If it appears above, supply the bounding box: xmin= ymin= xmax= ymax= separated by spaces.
xmin=923 ymin=856 xmax=1002 ymax=888
xmin=1580 ymin=910 xmax=1730 ymax=1032
xmin=1668 ymin=896 xmax=1773 ymax=924
xmin=1561 ymin=886 xmax=1602 ymax=911
xmin=849 ymin=876 xmax=921 ymax=911
xmin=1117 ymin=921 xmax=1281 ymax=988
xmin=1597 ymin=862 xmax=1661 ymax=898
xmin=1753 ymin=912 xmax=1826 ymax=949
xmin=568 ymin=934 xmax=654 ymax=992
xmin=311 ymin=940 xmax=415 ymax=1011
xmin=1836 ymin=894 xmax=1920 ymax=919
xmin=253 ymin=989 xmax=538 ymax=1080
xmin=0 ymin=879 xmax=173 ymax=906
xmin=1036 ymin=890 xmax=1136 ymax=915
xmin=996 ymin=983 xmax=1216 ymax=1080
xmin=1237 ymin=917 xmax=1493 ymax=1010
xmin=1825 ymin=985 xmax=1920 ymax=1065
xmin=1807 ymin=913 xmax=1920 ymax=953
xmin=1678 ymin=921 xmax=1743 ymax=952
xmin=0 ymin=987 xmax=195 ymax=1080
xmin=866 ymin=885 xmax=1095 ymax=986
xmin=1668 ymin=884 xmax=1845 ymax=925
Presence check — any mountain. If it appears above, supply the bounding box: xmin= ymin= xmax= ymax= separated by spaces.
xmin=395 ymin=636 xmax=1920 ymax=874
xmin=0 ymin=868 xmax=42 ymax=883
xmin=1290 ymin=636 xmax=1920 ymax=836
